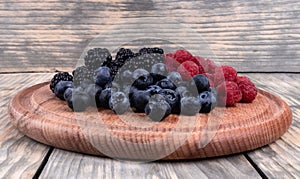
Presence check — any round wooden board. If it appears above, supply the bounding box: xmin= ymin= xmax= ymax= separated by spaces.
xmin=8 ymin=82 xmax=292 ymax=160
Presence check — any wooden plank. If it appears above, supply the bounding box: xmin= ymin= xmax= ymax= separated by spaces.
xmin=40 ymin=149 xmax=260 ymax=178
xmin=244 ymin=73 xmax=300 ymax=178
xmin=0 ymin=73 xmax=53 ymax=178
xmin=0 ymin=0 xmax=299 ymax=72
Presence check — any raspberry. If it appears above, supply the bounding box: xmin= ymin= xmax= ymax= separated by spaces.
xmin=190 ymin=56 xmax=205 ymax=74
xmin=205 ymin=59 xmax=217 ymax=74
xmin=217 ymin=81 xmax=242 ymax=106
xmin=214 ymin=65 xmax=237 ymax=85
xmin=204 ymin=73 xmax=215 ymax=87
xmin=177 ymin=61 xmax=199 ymax=80
xmin=237 ymin=76 xmax=257 ymax=102
xmin=193 ymin=56 xmax=206 ymax=67
xmin=222 ymin=66 xmax=237 ymax=81
xmin=236 ymin=76 xmax=251 ymax=84
xmin=174 ymin=49 xmax=193 ymax=64
xmin=164 ymin=53 xmax=180 ymax=72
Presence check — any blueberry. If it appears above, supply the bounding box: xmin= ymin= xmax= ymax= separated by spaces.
xmin=71 ymin=88 xmax=91 ymax=112
xmin=180 ymin=96 xmax=201 ymax=116
xmin=54 ymin=81 xmax=73 ymax=100
xmin=159 ymin=89 xmax=180 ymax=114
xmin=151 ymin=63 xmax=167 ymax=76
xmin=63 ymin=87 xmax=73 ymax=102
xmin=167 ymin=72 xmax=183 ymax=85
xmin=129 ymin=90 xmax=150 ymax=112
xmin=132 ymin=74 xmax=153 ymax=90
xmin=199 ymin=91 xmax=217 ymax=113
xmin=175 ymin=86 xmax=190 ymax=98
xmin=121 ymin=70 xmax=133 ymax=85
xmin=98 ymin=88 xmax=111 ymax=108
xmin=95 ymin=66 xmax=112 ymax=87
xmin=109 ymin=92 xmax=130 ymax=114
xmin=145 ymin=94 xmax=171 ymax=122
xmin=185 ymin=80 xmax=199 ymax=97
xmin=156 ymin=78 xmax=176 ymax=90
xmin=146 ymin=85 xmax=162 ymax=95
xmin=150 ymin=73 xmax=166 ymax=84
xmin=192 ymin=74 xmax=210 ymax=93
xmin=132 ymin=68 xmax=149 ymax=80
xmin=105 ymin=82 xmax=120 ymax=93
xmin=84 ymin=84 xmax=102 ymax=107
xmin=122 ymin=85 xmax=132 ymax=95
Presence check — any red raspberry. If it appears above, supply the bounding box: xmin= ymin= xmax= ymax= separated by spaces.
xmin=214 ymin=65 xmax=238 ymax=85
xmin=191 ymin=56 xmax=206 ymax=74
xmin=205 ymin=59 xmax=217 ymax=74
xmin=177 ymin=61 xmax=199 ymax=80
xmin=204 ymin=73 xmax=215 ymax=87
xmin=174 ymin=49 xmax=193 ymax=64
xmin=237 ymin=76 xmax=257 ymax=102
xmin=236 ymin=76 xmax=251 ymax=84
xmin=164 ymin=53 xmax=180 ymax=72
xmin=217 ymin=81 xmax=242 ymax=106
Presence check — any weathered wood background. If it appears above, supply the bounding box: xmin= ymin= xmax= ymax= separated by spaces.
xmin=0 ymin=0 xmax=299 ymax=73
xmin=0 ymin=0 xmax=299 ymax=178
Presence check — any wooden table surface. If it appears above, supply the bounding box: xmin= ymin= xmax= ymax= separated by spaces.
xmin=0 ymin=0 xmax=299 ymax=178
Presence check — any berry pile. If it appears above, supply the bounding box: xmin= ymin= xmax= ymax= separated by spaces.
xmin=50 ymin=48 xmax=257 ymax=122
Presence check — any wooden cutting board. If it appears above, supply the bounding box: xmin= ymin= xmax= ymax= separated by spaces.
xmin=8 ymin=82 xmax=292 ymax=160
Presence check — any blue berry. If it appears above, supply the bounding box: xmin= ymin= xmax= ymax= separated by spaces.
xmin=129 ymin=90 xmax=150 ymax=112
xmin=151 ymin=63 xmax=167 ymax=76
xmin=109 ymin=92 xmax=130 ymax=114
xmin=146 ymin=85 xmax=162 ymax=95
xmin=84 ymin=84 xmax=102 ymax=107
xmin=156 ymin=78 xmax=176 ymax=90
xmin=132 ymin=74 xmax=153 ymax=90
xmin=132 ymin=68 xmax=149 ymax=80
xmin=145 ymin=94 xmax=171 ymax=122
xmin=54 ymin=81 xmax=73 ymax=100
xmin=71 ymin=88 xmax=91 ymax=112
xmin=192 ymin=74 xmax=210 ymax=93
xmin=150 ymin=73 xmax=166 ymax=84
xmin=120 ymin=70 xmax=133 ymax=85
xmin=98 ymin=88 xmax=111 ymax=108
xmin=199 ymin=91 xmax=217 ymax=113
xmin=95 ymin=66 xmax=112 ymax=87
xmin=105 ymin=82 xmax=120 ymax=93
xmin=159 ymin=89 xmax=180 ymax=114
xmin=167 ymin=72 xmax=182 ymax=85
xmin=175 ymin=86 xmax=190 ymax=98
xmin=180 ymin=96 xmax=200 ymax=116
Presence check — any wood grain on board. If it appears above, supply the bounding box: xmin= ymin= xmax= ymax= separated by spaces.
xmin=0 ymin=74 xmax=52 ymax=178
xmin=0 ymin=0 xmax=299 ymax=72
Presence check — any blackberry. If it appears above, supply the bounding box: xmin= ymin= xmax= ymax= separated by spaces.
xmin=109 ymin=48 xmax=135 ymax=78
xmin=84 ymin=48 xmax=112 ymax=71
xmin=120 ymin=53 xmax=164 ymax=73
xmin=72 ymin=66 xmax=93 ymax=87
xmin=50 ymin=72 xmax=73 ymax=93
xmin=139 ymin=47 xmax=164 ymax=54
xmin=114 ymin=48 xmax=135 ymax=67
